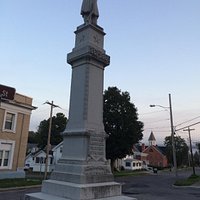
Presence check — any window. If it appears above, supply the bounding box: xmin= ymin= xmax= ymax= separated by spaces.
xmin=35 ymin=157 xmax=46 ymax=164
xmin=125 ymin=162 xmax=131 ymax=167
xmin=50 ymin=157 xmax=53 ymax=164
xmin=0 ymin=150 xmax=10 ymax=168
xmin=35 ymin=157 xmax=40 ymax=163
xmin=0 ymin=141 xmax=15 ymax=169
xmin=0 ymin=151 xmax=3 ymax=166
xmin=4 ymin=112 xmax=16 ymax=132
xmin=3 ymin=151 xmax=9 ymax=166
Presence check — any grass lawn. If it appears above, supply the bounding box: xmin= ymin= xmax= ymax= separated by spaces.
xmin=0 ymin=178 xmax=42 ymax=189
xmin=174 ymin=174 xmax=200 ymax=186
xmin=113 ymin=170 xmax=147 ymax=177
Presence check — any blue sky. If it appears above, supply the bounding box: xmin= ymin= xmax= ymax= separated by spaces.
xmin=1 ymin=0 xmax=200 ymax=145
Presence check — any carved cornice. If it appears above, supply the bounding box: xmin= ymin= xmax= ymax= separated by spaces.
xmin=67 ymin=46 xmax=110 ymax=67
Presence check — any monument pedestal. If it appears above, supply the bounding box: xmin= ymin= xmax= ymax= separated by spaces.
xmin=26 ymin=13 xmax=136 ymax=200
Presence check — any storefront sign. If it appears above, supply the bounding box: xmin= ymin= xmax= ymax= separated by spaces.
xmin=0 ymin=84 xmax=16 ymax=100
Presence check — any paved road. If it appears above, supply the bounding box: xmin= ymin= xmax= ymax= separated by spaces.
xmin=116 ymin=169 xmax=200 ymax=200
xmin=0 ymin=187 xmax=40 ymax=200
xmin=0 ymin=169 xmax=200 ymax=200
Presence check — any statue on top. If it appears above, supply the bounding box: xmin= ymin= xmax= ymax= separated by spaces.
xmin=81 ymin=0 xmax=99 ymax=25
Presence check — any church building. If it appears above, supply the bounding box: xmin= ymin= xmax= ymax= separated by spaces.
xmin=142 ymin=131 xmax=168 ymax=168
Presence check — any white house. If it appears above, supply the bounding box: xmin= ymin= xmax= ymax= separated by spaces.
xmin=122 ymin=156 xmax=143 ymax=171
xmin=52 ymin=142 xmax=63 ymax=165
xmin=25 ymin=142 xmax=63 ymax=172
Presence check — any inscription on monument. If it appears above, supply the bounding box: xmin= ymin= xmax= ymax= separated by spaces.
xmin=88 ymin=134 xmax=105 ymax=161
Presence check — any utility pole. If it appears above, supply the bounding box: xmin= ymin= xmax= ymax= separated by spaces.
xmin=150 ymin=94 xmax=177 ymax=177
xmin=44 ymin=101 xmax=59 ymax=180
xmin=169 ymin=93 xmax=178 ymax=178
xmin=183 ymin=127 xmax=195 ymax=175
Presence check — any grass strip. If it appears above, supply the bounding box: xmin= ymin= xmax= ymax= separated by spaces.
xmin=0 ymin=178 xmax=42 ymax=188
xmin=113 ymin=170 xmax=147 ymax=177
xmin=174 ymin=174 xmax=200 ymax=186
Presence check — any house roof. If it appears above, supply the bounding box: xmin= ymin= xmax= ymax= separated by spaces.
xmin=143 ymin=145 xmax=167 ymax=157
xmin=52 ymin=141 xmax=63 ymax=151
xmin=123 ymin=158 xmax=142 ymax=162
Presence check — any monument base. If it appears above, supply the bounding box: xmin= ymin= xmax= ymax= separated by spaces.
xmin=25 ymin=180 xmax=137 ymax=200
xmin=26 ymin=192 xmax=136 ymax=200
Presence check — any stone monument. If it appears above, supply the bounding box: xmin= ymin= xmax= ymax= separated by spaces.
xmin=25 ymin=0 xmax=136 ymax=199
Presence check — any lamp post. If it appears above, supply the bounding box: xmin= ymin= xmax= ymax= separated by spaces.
xmin=150 ymin=93 xmax=177 ymax=177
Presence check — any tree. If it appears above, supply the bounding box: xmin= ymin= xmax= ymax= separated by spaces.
xmin=28 ymin=131 xmax=38 ymax=144
xmin=194 ymin=151 xmax=200 ymax=166
xmin=36 ymin=112 xmax=67 ymax=148
xmin=196 ymin=142 xmax=200 ymax=154
xmin=164 ymin=135 xmax=189 ymax=167
xmin=103 ymin=87 xmax=143 ymax=170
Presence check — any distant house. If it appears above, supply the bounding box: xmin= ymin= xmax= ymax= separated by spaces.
xmin=142 ymin=132 xmax=168 ymax=168
xmin=25 ymin=149 xmax=54 ymax=172
xmin=25 ymin=142 xmax=63 ymax=172
xmin=0 ymin=84 xmax=36 ymax=179
xmin=121 ymin=144 xmax=148 ymax=171
xmin=122 ymin=157 xmax=143 ymax=171
xmin=121 ymin=132 xmax=168 ymax=170
xmin=52 ymin=142 xmax=63 ymax=165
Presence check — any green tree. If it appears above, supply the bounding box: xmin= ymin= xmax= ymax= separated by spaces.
xmin=164 ymin=135 xmax=189 ymax=167
xmin=196 ymin=143 xmax=200 ymax=154
xmin=28 ymin=131 xmax=38 ymax=144
xmin=103 ymin=87 xmax=143 ymax=170
xmin=36 ymin=112 xmax=67 ymax=148
xmin=194 ymin=151 xmax=200 ymax=166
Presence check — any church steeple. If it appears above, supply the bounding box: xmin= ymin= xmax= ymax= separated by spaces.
xmin=148 ymin=131 xmax=157 ymax=146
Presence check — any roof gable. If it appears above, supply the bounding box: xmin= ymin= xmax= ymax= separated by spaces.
xmin=143 ymin=145 xmax=166 ymax=157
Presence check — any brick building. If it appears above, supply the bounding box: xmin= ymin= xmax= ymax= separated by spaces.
xmin=0 ymin=84 xmax=36 ymax=179
xmin=143 ymin=132 xmax=168 ymax=168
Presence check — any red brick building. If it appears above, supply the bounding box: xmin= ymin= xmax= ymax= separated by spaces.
xmin=143 ymin=132 xmax=168 ymax=168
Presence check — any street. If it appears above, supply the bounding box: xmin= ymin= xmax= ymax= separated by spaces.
xmin=0 ymin=169 xmax=200 ymax=200
xmin=116 ymin=168 xmax=200 ymax=200
xmin=0 ymin=187 xmax=40 ymax=200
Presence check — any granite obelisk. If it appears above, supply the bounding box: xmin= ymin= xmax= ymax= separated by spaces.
xmin=25 ymin=1 xmax=136 ymax=199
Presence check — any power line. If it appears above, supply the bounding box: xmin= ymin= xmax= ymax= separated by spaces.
xmin=139 ymin=110 xmax=168 ymax=116
xmin=175 ymin=121 xmax=200 ymax=132
xmin=175 ymin=116 xmax=200 ymax=127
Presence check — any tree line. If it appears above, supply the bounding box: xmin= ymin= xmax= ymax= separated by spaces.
xmin=28 ymin=87 xmax=143 ymax=169
xmin=28 ymin=86 xmax=198 ymax=169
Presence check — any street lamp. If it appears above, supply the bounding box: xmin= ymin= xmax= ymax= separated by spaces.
xmin=150 ymin=94 xmax=177 ymax=177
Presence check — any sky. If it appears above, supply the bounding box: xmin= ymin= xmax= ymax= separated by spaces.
xmin=1 ymin=0 xmax=200 ymax=146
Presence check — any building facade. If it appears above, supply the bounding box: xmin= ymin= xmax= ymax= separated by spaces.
xmin=25 ymin=142 xmax=63 ymax=172
xmin=143 ymin=131 xmax=168 ymax=168
xmin=0 ymin=85 xmax=36 ymax=179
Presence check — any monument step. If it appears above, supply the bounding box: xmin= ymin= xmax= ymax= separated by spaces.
xmin=25 ymin=192 xmax=137 ymax=200
xmin=41 ymin=180 xmax=122 ymax=199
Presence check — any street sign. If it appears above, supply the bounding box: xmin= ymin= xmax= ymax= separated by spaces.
xmin=0 ymin=84 xmax=16 ymax=100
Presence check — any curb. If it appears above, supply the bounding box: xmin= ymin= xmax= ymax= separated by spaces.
xmin=172 ymin=184 xmax=200 ymax=189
